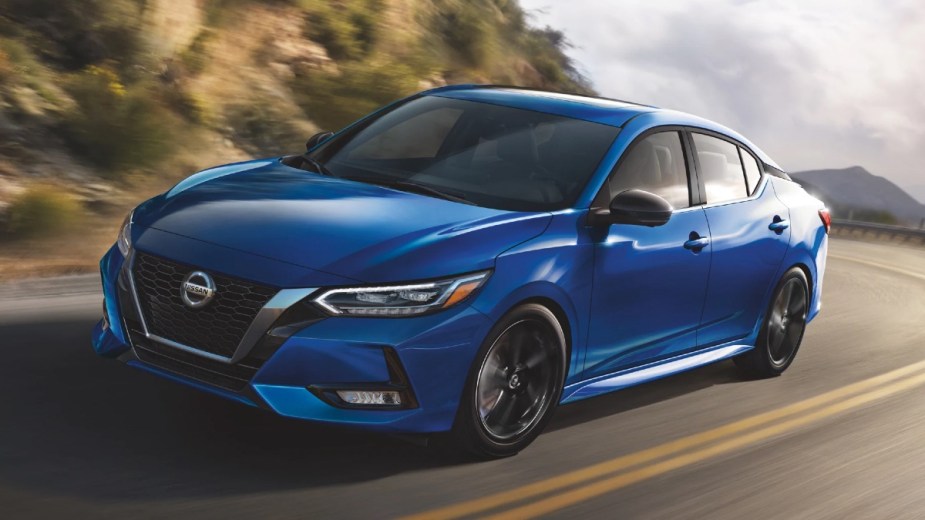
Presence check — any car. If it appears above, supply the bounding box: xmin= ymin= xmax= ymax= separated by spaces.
xmin=92 ymin=85 xmax=829 ymax=458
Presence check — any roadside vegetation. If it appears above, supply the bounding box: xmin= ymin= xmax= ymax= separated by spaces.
xmin=1 ymin=185 xmax=81 ymax=238
xmin=0 ymin=0 xmax=591 ymax=275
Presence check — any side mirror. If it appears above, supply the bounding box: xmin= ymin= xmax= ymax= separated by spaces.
xmin=305 ymin=131 xmax=334 ymax=151
xmin=589 ymin=189 xmax=673 ymax=227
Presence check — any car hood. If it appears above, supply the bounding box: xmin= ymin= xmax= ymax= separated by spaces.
xmin=133 ymin=159 xmax=552 ymax=283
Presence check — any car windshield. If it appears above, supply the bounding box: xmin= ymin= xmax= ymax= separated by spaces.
xmin=309 ymin=96 xmax=620 ymax=212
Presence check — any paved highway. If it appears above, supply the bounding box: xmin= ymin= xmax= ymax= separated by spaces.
xmin=2 ymin=238 xmax=924 ymax=519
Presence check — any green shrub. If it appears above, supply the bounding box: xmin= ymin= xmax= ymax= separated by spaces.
xmin=202 ymin=0 xmax=250 ymax=27
xmin=179 ymin=29 xmax=216 ymax=76
xmin=493 ymin=0 xmax=527 ymax=32
xmin=521 ymin=27 xmax=593 ymax=94
xmin=841 ymin=207 xmax=899 ymax=225
xmin=0 ymin=0 xmax=144 ymax=71
xmin=302 ymin=0 xmax=382 ymax=61
xmin=293 ymin=59 xmax=420 ymax=130
xmin=0 ymin=37 xmax=41 ymax=83
xmin=431 ymin=0 xmax=492 ymax=67
xmin=225 ymin=97 xmax=307 ymax=155
xmin=60 ymin=67 xmax=183 ymax=175
xmin=161 ymin=83 xmax=211 ymax=125
xmin=0 ymin=48 xmax=11 ymax=82
xmin=3 ymin=185 xmax=82 ymax=238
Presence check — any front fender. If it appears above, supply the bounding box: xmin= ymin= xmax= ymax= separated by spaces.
xmin=469 ymin=212 xmax=593 ymax=385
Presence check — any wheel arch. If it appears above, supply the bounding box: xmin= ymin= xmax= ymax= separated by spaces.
xmin=471 ymin=270 xmax=587 ymax=386
xmin=778 ymin=247 xmax=819 ymax=317
xmin=791 ymin=261 xmax=814 ymax=300
xmin=514 ymin=296 xmax=573 ymax=381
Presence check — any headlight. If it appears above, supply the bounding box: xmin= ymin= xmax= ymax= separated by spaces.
xmin=314 ymin=271 xmax=490 ymax=317
xmin=117 ymin=211 xmax=133 ymax=257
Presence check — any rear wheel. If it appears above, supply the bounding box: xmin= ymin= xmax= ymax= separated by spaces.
xmin=450 ymin=303 xmax=566 ymax=459
xmin=735 ymin=267 xmax=809 ymax=377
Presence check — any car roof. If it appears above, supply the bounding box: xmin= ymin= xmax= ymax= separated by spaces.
xmin=426 ymin=84 xmax=656 ymax=127
xmin=423 ymin=85 xmax=781 ymax=170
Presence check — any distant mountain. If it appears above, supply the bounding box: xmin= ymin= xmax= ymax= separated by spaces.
xmin=790 ymin=166 xmax=925 ymax=226
xmin=907 ymin=184 xmax=925 ymax=205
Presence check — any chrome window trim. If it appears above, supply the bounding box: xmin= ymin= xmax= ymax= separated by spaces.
xmin=671 ymin=174 xmax=769 ymax=214
xmin=124 ymin=250 xmax=316 ymax=364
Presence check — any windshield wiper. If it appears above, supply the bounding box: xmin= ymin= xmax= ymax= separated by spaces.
xmin=353 ymin=177 xmax=474 ymax=205
xmin=299 ymin=154 xmax=334 ymax=176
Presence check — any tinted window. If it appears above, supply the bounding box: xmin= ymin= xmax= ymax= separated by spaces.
xmin=347 ymin=107 xmax=463 ymax=160
xmin=692 ymin=133 xmax=747 ymax=204
xmin=312 ymin=96 xmax=620 ymax=212
xmin=740 ymin=148 xmax=762 ymax=194
xmin=605 ymin=132 xmax=690 ymax=209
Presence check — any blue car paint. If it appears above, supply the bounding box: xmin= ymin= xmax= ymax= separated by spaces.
xmin=469 ymin=211 xmax=593 ymax=388
xmin=97 ymin=245 xmax=128 ymax=353
xmin=135 ymin=163 xmax=551 ymax=283
xmin=250 ymin=305 xmax=494 ymax=432
xmin=584 ymin=206 xmax=712 ymax=377
xmin=93 ymin=85 xmax=827 ymax=434
xmin=769 ymin=177 xmax=829 ymax=322
xmin=135 ymin=226 xmax=358 ymax=288
xmin=696 ymin=177 xmax=791 ymax=348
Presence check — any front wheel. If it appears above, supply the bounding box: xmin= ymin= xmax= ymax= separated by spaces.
xmin=449 ymin=303 xmax=566 ymax=459
xmin=735 ymin=267 xmax=809 ymax=378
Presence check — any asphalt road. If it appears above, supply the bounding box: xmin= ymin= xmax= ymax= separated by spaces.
xmin=2 ymin=238 xmax=925 ymax=519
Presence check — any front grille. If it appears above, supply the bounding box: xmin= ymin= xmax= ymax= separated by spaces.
xmin=132 ymin=252 xmax=277 ymax=358
xmin=131 ymin=332 xmax=264 ymax=391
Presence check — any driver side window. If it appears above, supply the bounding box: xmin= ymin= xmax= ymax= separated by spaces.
xmin=605 ymin=132 xmax=691 ymax=209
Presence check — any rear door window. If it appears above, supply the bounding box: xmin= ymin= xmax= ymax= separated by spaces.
xmin=692 ymin=133 xmax=748 ymax=204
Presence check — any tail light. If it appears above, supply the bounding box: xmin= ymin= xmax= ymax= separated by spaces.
xmin=819 ymin=208 xmax=831 ymax=234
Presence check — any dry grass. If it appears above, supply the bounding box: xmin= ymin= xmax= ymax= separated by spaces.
xmin=0 ymin=170 xmax=185 ymax=282
xmin=0 ymin=214 xmax=118 ymax=281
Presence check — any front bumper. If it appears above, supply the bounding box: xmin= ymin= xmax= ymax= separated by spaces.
xmin=93 ymin=245 xmax=493 ymax=433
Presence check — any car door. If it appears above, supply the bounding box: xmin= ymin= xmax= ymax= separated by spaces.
xmin=689 ymin=131 xmax=791 ymax=348
xmin=585 ymin=130 xmax=712 ymax=378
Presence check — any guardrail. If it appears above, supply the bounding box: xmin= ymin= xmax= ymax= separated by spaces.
xmin=832 ymin=219 xmax=925 ymax=245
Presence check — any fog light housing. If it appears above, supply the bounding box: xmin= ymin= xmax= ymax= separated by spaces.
xmin=336 ymin=390 xmax=402 ymax=406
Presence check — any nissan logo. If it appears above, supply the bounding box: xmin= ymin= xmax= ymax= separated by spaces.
xmin=181 ymin=271 xmax=216 ymax=308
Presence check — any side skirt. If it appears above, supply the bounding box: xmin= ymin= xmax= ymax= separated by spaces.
xmin=561 ymin=343 xmax=753 ymax=403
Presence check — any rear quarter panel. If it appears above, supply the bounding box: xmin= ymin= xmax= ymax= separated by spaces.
xmin=770 ymin=177 xmax=828 ymax=321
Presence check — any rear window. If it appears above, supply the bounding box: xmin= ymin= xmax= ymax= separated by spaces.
xmin=692 ymin=133 xmax=748 ymax=204
xmin=740 ymin=149 xmax=762 ymax=195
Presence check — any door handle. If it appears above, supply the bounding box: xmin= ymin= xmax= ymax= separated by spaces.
xmin=684 ymin=234 xmax=710 ymax=251
xmin=769 ymin=217 xmax=790 ymax=234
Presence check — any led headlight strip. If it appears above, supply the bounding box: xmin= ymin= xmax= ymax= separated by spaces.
xmin=117 ymin=211 xmax=134 ymax=257
xmin=313 ymin=271 xmax=490 ymax=317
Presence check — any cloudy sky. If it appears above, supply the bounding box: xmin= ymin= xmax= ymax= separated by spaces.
xmin=520 ymin=0 xmax=925 ymax=201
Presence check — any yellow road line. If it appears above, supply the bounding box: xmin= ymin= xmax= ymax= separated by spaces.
xmin=828 ymin=254 xmax=925 ymax=282
xmin=488 ymin=369 xmax=925 ymax=519
xmin=403 ymin=360 xmax=925 ymax=520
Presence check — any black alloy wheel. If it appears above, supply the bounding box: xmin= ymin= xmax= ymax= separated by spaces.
xmin=735 ymin=267 xmax=809 ymax=377
xmin=450 ymin=303 xmax=566 ymax=458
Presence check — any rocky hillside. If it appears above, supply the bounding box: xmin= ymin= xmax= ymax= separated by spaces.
xmin=0 ymin=0 xmax=590 ymax=243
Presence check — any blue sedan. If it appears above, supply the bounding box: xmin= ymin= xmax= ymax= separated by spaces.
xmin=93 ymin=85 xmax=829 ymax=458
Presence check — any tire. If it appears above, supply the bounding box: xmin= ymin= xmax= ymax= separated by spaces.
xmin=449 ymin=303 xmax=567 ymax=459
xmin=735 ymin=267 xmax=809 ymax=378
